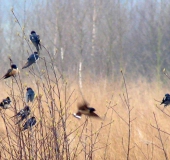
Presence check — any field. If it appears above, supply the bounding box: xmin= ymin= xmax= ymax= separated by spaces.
xmin=0 ymin=71 xmax=170 ymax=160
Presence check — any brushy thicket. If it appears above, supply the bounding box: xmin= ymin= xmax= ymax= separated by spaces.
xmin=1 ymin=60 xmax=170 ymax=160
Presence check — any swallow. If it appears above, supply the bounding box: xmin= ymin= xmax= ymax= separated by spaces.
xmin=160 ymin=94 xmax=170 ymax=107
xmin=12 ymin=106 xmax=31 ymax=124
xmin=30 ymin=31 xmax=41 ymax=53
xmin=22 ymin=116 xmax=36 ymax=131
xmin=73 ymin=101 xmax=101 ymax=119
xmin=22 ymin=52 xmax=39 ymax=69
xmin=1 ymin=64 xmax=19 ymax=79
xmin=26 ymin=87 xmax=35 ymax=103
xmin=0 ymin=97 xmax=11 ymax=109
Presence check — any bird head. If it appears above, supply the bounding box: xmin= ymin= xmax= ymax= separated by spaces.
xmin=31 ymin=31 xmax=36 ymax=34
xmin=89 ymin=108 xmax=96 ymax=112
xmin=27 ymin=87 xmax=32 ymax=91
xmin=25 ymin=106 xmax=30 ymax=111
xmin=165 ymin=94 xmax=170 ymax=97
xmin=31 ymin=117 xmax=36 ymax=121
xmin=7 ymin=97 xmax=10 ymax=100
xmin=11 ymin=64 xmax=17 ymax=69
xmin=6 ymin=97 xmax=11 ymax=102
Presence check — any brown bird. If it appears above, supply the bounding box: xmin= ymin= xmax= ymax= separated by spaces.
xmin=73 ymin=101 xmax=101 ymax=119
xmin=1 ymin=64 xmax=19 ymax=79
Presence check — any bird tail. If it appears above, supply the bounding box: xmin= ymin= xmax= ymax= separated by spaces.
xmin=15 ymin=118 xmax=23 ymax=125
xmin=90 ymin=112 xmax=102 ymax=119
xmin=0 ymin=75 xmax=5 ymax=80
xmin=22 ymin=62 xmax=32 ymax=69
xmin=39 ymin=42 xmax=42 ymax=50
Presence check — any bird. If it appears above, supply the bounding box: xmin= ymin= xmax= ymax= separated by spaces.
xmin=26 ymin=87 xmax=35 ymax=103
xmin=160 ymin=94 xmax=170 ymax=107
xmin=73 ymin=101 xmax=101 ymax=119
xmin=1 ymin=64 xmax=19 ymax=79
xmin=22 ymin=52 xmax=39 ymax=69
xmin=22 ymin=116 xmax=36 ymax=131
xmin=12 ymin=106 xmax=31 ymax=124
xmin=0 ymin=97 xmax=11 ymax=109
xmin=30 ymin=31 xmax=41 ymax=53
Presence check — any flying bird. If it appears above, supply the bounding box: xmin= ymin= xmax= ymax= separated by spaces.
xmin=30 ymin=31 xmax=41 ymax=53
xmin=0 ymin=97 xmax=11 ymax=109
xmin=160 ymin=94 xmax=170 ymax=107
xmin=26 ymin=87 xmax=35 ymax=103
xmin=73 ymin=101 xmax=101 ymax=119
xmin=22 ymin=52 xmax=39 ymax=69
xmin=12 ymin=106 xmax=31 ymax=124
xmin=22 ymin=116 xmax=36 ymax=131
xmin=1 ymin=64 xmax=19 ymax=79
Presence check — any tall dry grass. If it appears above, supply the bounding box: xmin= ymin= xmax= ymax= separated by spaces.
xmin=0 ymin=68 xmax=169 ymax=160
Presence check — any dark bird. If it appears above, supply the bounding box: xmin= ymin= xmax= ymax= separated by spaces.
xmin=30 ymin=31 xmax=41 ymax=53
xmin=0 ymin=97 xmax=11 ymax=109
xmin=160 ymin=94 xmax=170 ymax=107
xmin=22 ymin=52 xmax=39 ymax=69
xmin=13 ymin=106 xmax=31 ymax=124
xmin=26 ymin=88 xmax=35 ymax=103
xmin=1 ymin=64 xmax=19 ymax=79
xmin=22 ymin=116 xmax=36 ymax=131
xmin=73 ymin=101 xmax=101 ymax=119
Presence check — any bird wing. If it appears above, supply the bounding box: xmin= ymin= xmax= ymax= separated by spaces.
xmin=29 ymin=90 xmax=35 ymax=102
xmin=22 ymin=120 xmax=29 ymax=130
xmin=30 ymin=118 xmax=36 ymax=126
xmin=26 ymin=91 xmax=30 ymax=103
xmin=77 ymin=101 xmax=89 ymax=110
xmin=1 ymin=69 xmax=13 ymax=79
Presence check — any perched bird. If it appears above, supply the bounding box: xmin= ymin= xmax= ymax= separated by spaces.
xmin=26 ymin=88 xmax=35 ymax=103
xmin=1 ymin=64 xmax=19 ymax=79
xmin=30 ymin=31 xmax=41 ymax=53
xmin=12 ymin=106 xmax=31 ymax=124
xmin=0 ymin=97 xmax=11 ymax=109
xmin=73 ymin=101 xmax=101 ymax=119
xmin=160 ymin=94 xmax=170 ymax=107
xmin=22 ymin=117 xmax=36 ymax=131
xmin=22 ymin=52 xmax=39 ymax=69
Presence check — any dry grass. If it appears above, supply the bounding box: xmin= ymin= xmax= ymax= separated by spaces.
xmin=0 ymin=74 xmax=169 ymax=160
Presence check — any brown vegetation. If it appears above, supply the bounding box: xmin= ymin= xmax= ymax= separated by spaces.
xmin=0 ymin=0 xmax=170 ymax=159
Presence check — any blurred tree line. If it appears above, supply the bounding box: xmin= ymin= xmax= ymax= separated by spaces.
xmin=0 ymin=0 xmax=170 ymax=84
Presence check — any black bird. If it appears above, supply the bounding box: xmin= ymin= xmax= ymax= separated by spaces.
xmin=1 ymin=64 xmax=19 ymax=79
xmin=22 ymin=52 xmax=39 ymax=69
xmin=160 ymin=94 xmax=170 ymax=107
xmin=0 ymin=97 xmax=11 ymax=109
xmin=26 ymin=88 xmax=35 ymax=103
xmin=22 ymin=117 xmax=36 ymax=131
xmin=73 ymin=101 xmax=101 ymax=119
xmin=30 ymin=31 xmax=41 ymax=53
xmin=12 ymin=106 xmax=31 ymax=124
